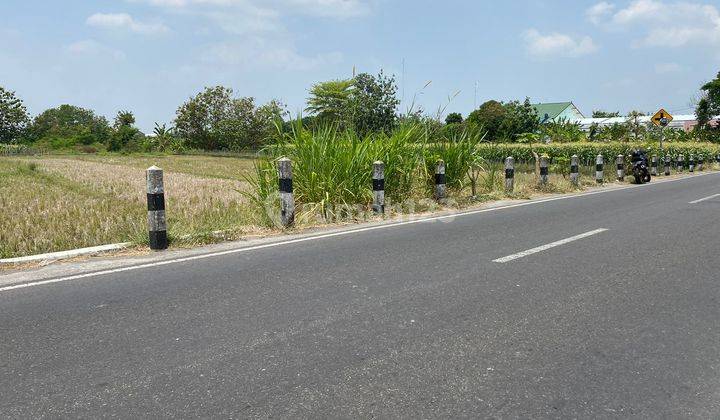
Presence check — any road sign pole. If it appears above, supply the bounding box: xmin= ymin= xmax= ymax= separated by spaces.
xmin=660 ymin=126 xmax=664 ymax=156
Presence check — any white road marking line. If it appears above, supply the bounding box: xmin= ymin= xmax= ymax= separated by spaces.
xmin=689 ymin=193 xmax=720 ymax=204
xmin=492 ymin=229 xmax=608 ymax=264
xmin=0 ymin=172 xmax=716 ymax=293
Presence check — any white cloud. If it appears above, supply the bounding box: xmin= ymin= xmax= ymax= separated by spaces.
xmin=283 ymin=0 xmax=369 ymax=18
xmin=612 ymin=0 xmax=663 ymax=24
xmin=128 ymin=0 xmax=371 ymax=19
xmin=202 ymin=38 xmax=342 ymax=71
xmin=655 ymin=62 xmax=683 ymax=73
xmin=124 ymin=0 xmax=357 ymax=69
xmin=86 ymin=13 xmax=170 ymax=34
xmin=589 ymin=0 xmax=720 ymax=47
xmin=586 ymin=2 xmax=615 ymax=24
xmin=523 ymin=29 xmax=598 ymax=57
xmin=65 ymin=40 xmax=127 ymax=61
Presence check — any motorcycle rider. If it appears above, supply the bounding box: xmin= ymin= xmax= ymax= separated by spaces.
xmin=631 ymin=148 xmax=649 ymax=165
xmin=631 ymin=148 xmax=651 ymax=184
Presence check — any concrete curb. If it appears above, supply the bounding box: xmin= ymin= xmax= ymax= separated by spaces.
xmin=0 ymin=243 xmax=132 ymax=265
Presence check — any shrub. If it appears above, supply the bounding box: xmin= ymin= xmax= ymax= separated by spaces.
xmin=473 ymin=142 xmax=720 ymax=164
xmin=77 ymin=145 xmax=98 ymax=154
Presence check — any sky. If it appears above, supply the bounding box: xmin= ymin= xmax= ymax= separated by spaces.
xmin=1 ymin=0 xmax=719 ymax=132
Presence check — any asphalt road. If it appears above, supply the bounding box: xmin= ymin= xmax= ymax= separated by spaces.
xmin=2 ymin=173 xmax=720 ymax=418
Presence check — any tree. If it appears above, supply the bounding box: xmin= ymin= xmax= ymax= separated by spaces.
xmin=306 ymin=71 xmax=400 ymax=136
xmin=108 ymin=110 xmax=143 ymax=152
xmin=498 ymin=98 xmax=538 ymax=140
xmin=29 ymin=104 xmax=110 ymax=146
xmin=151 ymin=123 xmax=175 ymax=152
xmin=306 ymin=79 xmax=355 ymax=125
xmin=626 ymin=110 xmax=647 ymax=141
xmin=467 ymin=100 xmax=506 ymax=140
xmin=592 ymin=110 xmax=620 ymax=118
xmin=0 ymin=86 xmax=30 ymax=144
xmin=696 ymin=71 xmax=720 ymax=129
xmin=445 ymin=112 xmax=463 ymax=125
xmin=467 ymin=98 xmax=538 ymax=142
xmin=174 ymin=86 xmax=284 ymax=151
xmin=349 ymin=71 xmax=400 ymax=135
xmin=114 ymin=110 xmax=136 ymax=129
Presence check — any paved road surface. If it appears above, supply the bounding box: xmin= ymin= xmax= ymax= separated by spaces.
xmin=2 ymin=174 xmax=720 ymax=418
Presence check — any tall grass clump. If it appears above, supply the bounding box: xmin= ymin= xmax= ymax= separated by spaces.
xmin=425 ymin=129 xmax=486 ymax=191
xmin=372 ymin=123 xmax=427 ymax=200
xmin=246 ymin=121 xmax=426 ymax=224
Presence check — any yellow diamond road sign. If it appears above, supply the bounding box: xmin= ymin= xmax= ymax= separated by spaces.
xmin=652 ymin=109 xmax=673 ymax=127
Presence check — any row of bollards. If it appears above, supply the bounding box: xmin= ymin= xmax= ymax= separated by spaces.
xmin=143 ymin=151 xmax=715 ymax=250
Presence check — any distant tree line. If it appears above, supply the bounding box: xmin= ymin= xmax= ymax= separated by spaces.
xmin=2 ymin=70 xmax=720 ymax=152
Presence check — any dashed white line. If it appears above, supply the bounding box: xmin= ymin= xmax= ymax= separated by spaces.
xmin=689 ymin=193 xmax=720 ymax=204
xmin=493 ymin=229 xmax=608 ymax=264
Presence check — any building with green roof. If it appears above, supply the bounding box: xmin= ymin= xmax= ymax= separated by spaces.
xmin=532 ymin=102 xmax=585 ymax=123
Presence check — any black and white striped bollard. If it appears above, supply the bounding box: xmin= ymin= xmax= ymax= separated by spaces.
xmin=570 ymin=155 xmax=579 ymax=187
xmin=664 ymin=154 xmax=671 ymax=176
xmin=372 ymin=161 xmax=385 ymax=214
xmin=505 ymin=156 xmax=514 ymax=192
xmin=616 ymin=154 xmax=624 ymax=181
xmin=596 ymin=154 xmax=604 ymax=184
xmin=539 ymin=155 xmax=549 ymax=185
xmin=698 ymin=155 xmax=704 ymax=171
xmin=689 ymin=154 xmax=695 ymax=173
xmin=146 ymin=165 xmax=168 ymax=250
xmin=651 ymin=155 xmax=658 ymax=176
xmin=678 ymin=154 xmax=685 ymax=172
xmin=278 ymin=157 xmax=295 ymax=228
xmin=435 ymin=160 xmax=446 ymax=200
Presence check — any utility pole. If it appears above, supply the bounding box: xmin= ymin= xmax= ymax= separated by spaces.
xmin=474 ymin=81 xmax=478 ymax=110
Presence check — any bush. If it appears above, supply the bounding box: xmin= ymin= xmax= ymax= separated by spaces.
xmin=473 ymin=142 xmax=720 ymax=164
xmin=77 ymin=145 xmax=99 ymax=154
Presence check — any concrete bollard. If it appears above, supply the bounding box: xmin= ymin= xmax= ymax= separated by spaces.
xmin=651 ymin=155 xmax=658 ymax=176
xmin=616 ymin=155 xmax=625 ymax=181
xmin=372 ymin=161 xmax=385 ymax=214
xmin=505 ymin=156 xmax=514 ymax=192
xmin=435 ymin=160 xmax=446 ymax=200
xmin=596 ymin=154 xmax=604 ymax=184
xmin=678 ymin=154 xmax=685 ymax=172
xmin=698 ymin=155 xmax=704 ymax=171
xmin=664 ymin=154 xmax=671 ymax=176
xmin=278 ymin=157 xmax=295 ymax=228
xmin=146 ymin=166 xmax=168 ymax=250
xmin=570 ymin=155 xmax=579 ymax=187
xmin=539 ymin=155 xmax=549 ymax=185
xmin=689 ymin=154 xmax=695 ymax=173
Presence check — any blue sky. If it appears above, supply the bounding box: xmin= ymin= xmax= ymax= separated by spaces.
xmin=1 ymin=0 xmax=719 ymax=132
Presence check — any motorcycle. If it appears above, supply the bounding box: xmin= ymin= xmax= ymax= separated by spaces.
xmin=631 ymin=150 xmax=651 ymax=184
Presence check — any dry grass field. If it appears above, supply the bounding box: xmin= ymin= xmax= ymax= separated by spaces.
xmin=0 ymin=155 xmax=263 ymax=259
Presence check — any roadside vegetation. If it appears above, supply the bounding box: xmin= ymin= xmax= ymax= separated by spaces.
xmin=0 ymin=156 xmax=260 ymax=259
xmin=3 ymin=71 xmax=720 ymax=258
